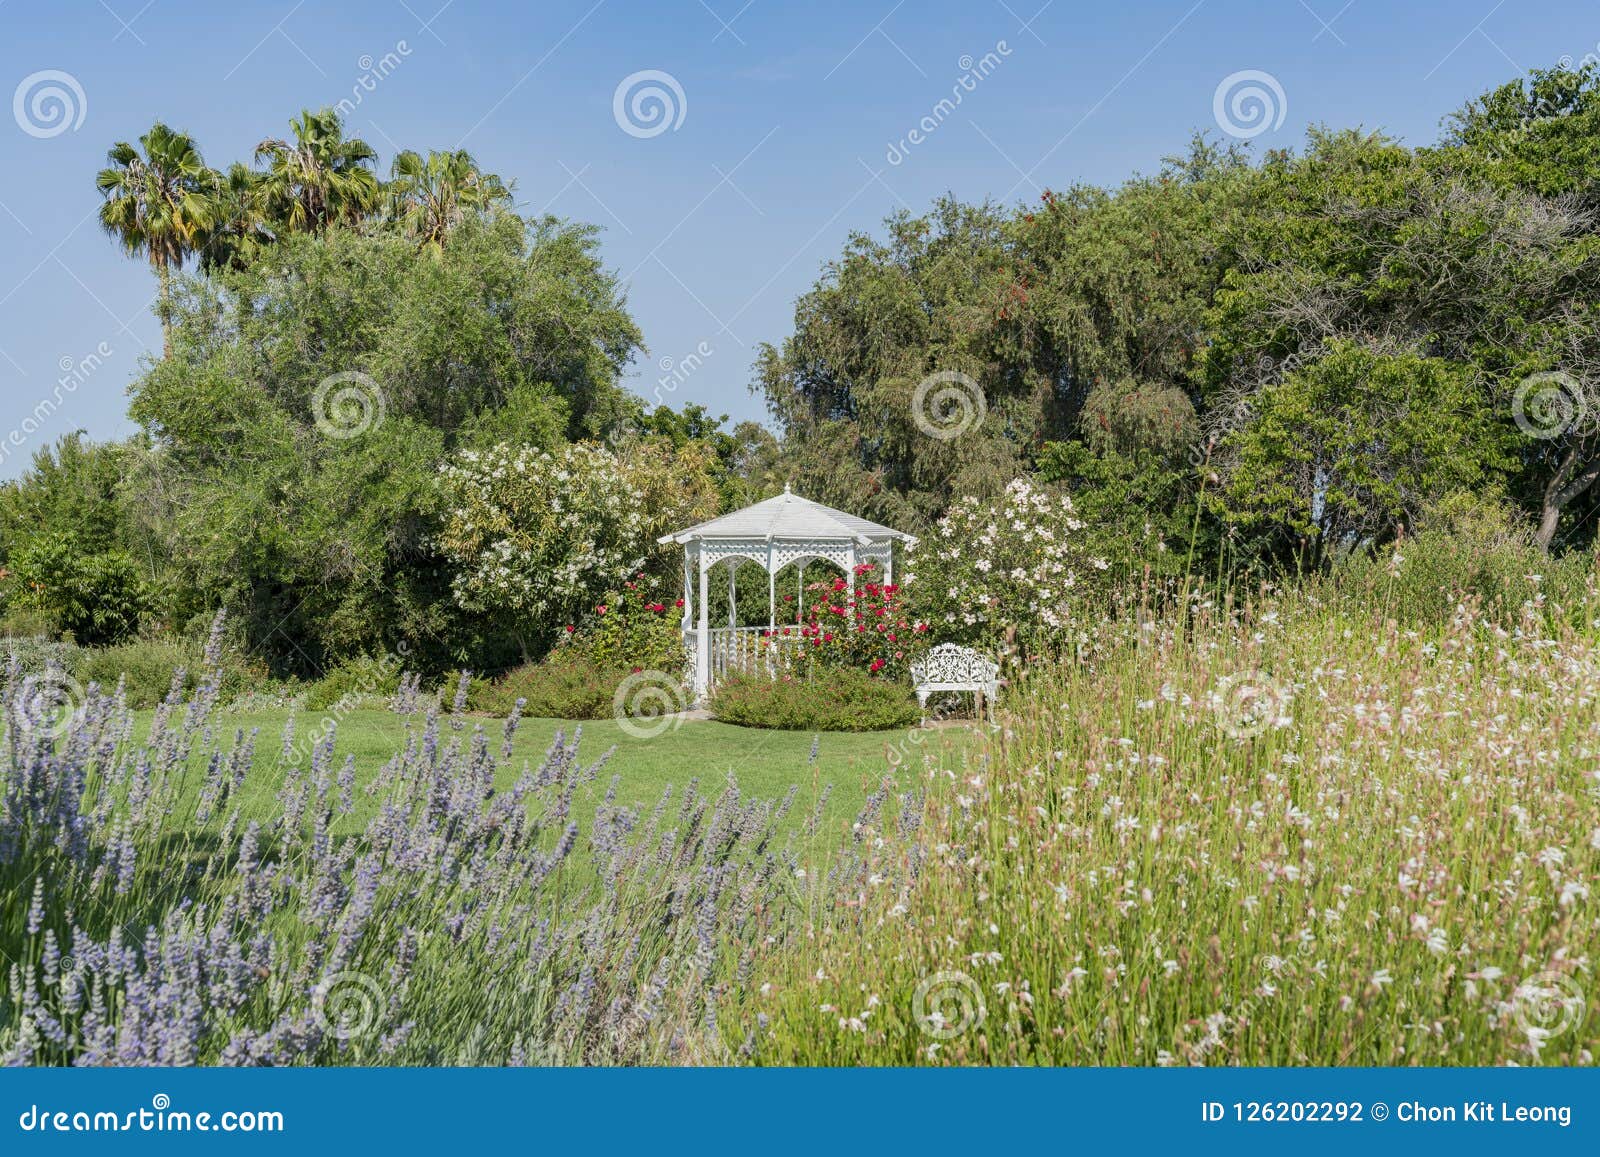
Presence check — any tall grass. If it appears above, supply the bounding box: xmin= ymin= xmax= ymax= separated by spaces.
xmin=741 ymin=578 xmax=1600 ymax=1065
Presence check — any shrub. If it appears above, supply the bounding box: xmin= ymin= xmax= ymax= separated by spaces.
xmin=576 ymin=578 xmax=686 ymax=674
xmin=302 ymin=653 xmax=407 ymax=712
xmin=4 ymin=534 xmax=148 ymax=646
xmin=470 ymin=652 xmax=635 ymax=720
xmin=2 ymin=633 xmax=81 ymax=679
xmin=709 ymin=667 xmax=919 ymax=732
xmin=906 ymin=477 xmax=1107 ymax=655
xmin=73 ymin=636 xmax=265 ymax=710
xmin=772 ymin=563 xmax=924 ymax=680
xmin=466 ymin=580 xmax=691 ymax=720
xmin=435 ymin=440 xmax=718 ymax=657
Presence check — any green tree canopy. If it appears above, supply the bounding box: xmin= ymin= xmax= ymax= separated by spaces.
xmin=125 ymin=214 xmax=645 ymax=673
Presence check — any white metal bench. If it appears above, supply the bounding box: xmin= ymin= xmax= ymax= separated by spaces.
xmin=911 ymin=644 xmax=1000 ymax=720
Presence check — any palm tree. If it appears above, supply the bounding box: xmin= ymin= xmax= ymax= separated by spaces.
xmin=387 ymin=148 xmax=511 ymax=252
xmin=95 ymin=122 xmax=215 ymax=357
xmin=254 ymin=108 xmax=381 ymax=235
xmin=197 ymin=161 xmax=275 ymax=275
xmin=198 ymin=162 xmax=274 ymax=274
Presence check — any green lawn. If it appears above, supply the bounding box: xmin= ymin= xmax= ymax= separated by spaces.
xmin=143 ymin=706 xmax=985 ymax=844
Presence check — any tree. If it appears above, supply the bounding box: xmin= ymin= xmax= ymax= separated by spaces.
xmin=388 ymin=148 xmax=511 ymax=252
xmin=1439 ymin=63 xmax=1600 ymax=205
xmin=95 ymin=122 xmax=215 ymax=356
xmin=199 ymin=162 xmax=273 ymax=273
xmin=755 ymin=197 xmax=1036 ymax=528
xmin=758 ymin=145 xmax=1250 ymax=531
xmin=1218 ymin=341 xmax=1512 ymax=554
xmin=4 ymin=532 xmax=148 ymax=646
xmin=1078 ymin=377 xmax=1199 ymax=463
xmin=125 ymin=214 xmax=645 ymax=673
xmin=254 ymin=108 xmax=381 ymax=235
xmin=1202 ymin=127 xmax=1600 ymax=553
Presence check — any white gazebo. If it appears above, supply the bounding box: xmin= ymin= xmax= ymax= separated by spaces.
xmin=658 ymin=485 xmax=918 ymax=701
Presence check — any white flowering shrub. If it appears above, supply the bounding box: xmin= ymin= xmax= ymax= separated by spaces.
xmin=435 ymin=441 xmax=716 ymax=644
xmin=907 ymin=478 xmax=1107 ymax=651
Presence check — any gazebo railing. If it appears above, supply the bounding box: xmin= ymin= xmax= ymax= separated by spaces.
xmin=688 ymin=627 xmax=808 ymax=686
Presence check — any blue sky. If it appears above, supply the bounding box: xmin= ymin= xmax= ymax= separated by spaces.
xmin=0 ymin=0 xmax=1592 ymax=478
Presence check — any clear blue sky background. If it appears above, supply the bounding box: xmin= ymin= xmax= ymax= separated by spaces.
xmin=0 ymin=0 xmax=1592 ymax=478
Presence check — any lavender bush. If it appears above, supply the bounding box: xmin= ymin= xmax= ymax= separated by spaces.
xmin=1 ymin=615 xmax=804 ymax=1066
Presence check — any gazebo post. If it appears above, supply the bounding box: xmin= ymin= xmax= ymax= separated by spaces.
xmin=766 ymin=541 xmax=776 ymax=632
xmin=695 ymin=549 xmax=710 ymax=702
xmin=680 ymin=546 xmax=693 ymax=633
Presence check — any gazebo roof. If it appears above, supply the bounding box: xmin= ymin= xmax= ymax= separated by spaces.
xmin=658 ymin=485 xmax=918 ymax=546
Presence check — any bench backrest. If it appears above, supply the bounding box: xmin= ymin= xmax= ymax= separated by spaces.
xmin=911 ymin=643 xmax=999 ymax=686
